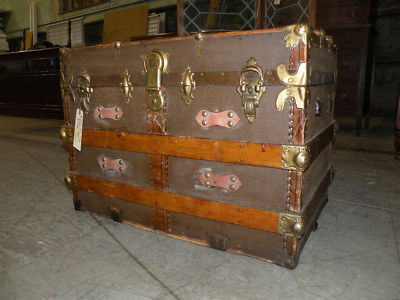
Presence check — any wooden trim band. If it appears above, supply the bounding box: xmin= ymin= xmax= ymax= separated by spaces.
xmin=82 ymin=130 xmax=283 ymax=168
xmin=75 ymin=175 xmax=279 ymax=234
xmin=76 ymin=121 xmax=335 ymax=169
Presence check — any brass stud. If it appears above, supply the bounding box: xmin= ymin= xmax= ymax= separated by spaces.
xmin=115 ymin=114 xmax=120 ymax=120
xmin=229 ymin=184 xmax=235 ymax=190
xmin=227 ymin=121 xmax=233 ymax=128
xmin=204 ymin=172 xmax=210 ymax=178
xmin=230 ymin=176 xmax=236 ymax=182
xmin=119 ymin=160 xmax=123 ymax=165
xmin=202 ymin=111 xmax=208 ymax=117
xmin=102 ymin=164 xmax=106 ymax=168
xmin=205 ymin=181 xmax=210 ymax=186
xmin=115 ymin=107 xmax=120 ymax=112
xmin=202 ymin=120 xmax=207 ymax=126
xmin=228 ymin=111 xmax=234 ymax=118
xmin=99 ymin=114 xmax=103 ymax=119
xmin=101 ymin=157 xmax=106 ymax=162
xmin=119 ymin=167 xmax=123 ymax=172
xmin=98 ymin=107 xmax=102 ymax=112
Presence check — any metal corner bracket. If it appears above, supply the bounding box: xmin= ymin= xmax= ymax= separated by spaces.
xmin=278 ymin=212 xmax=305 ymax=238
xmin=281 ymin=145 xmax=311 ymax=171
xmin=277 ymin=62 xmax=310 ymax=86
xmin=64 ymin=172 xmax=77 ymax=191
xmin=59 ymin=125 xmax=73 ymax=144
xmin=284 ymin=23 xmax=311 ymax=48
xmin=276 ymin=86 xmax=309 ymax=111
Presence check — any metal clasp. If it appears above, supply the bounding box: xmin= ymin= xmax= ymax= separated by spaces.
xmin=236 ymin=57 xmax=266 ymax=123
xmin=77 ymin=69 xmax=93 ymax=114
xmin=142 ymin=50 xmax=169 ymax=111
xmin=179 ymin=66 xmax=196 ymax=105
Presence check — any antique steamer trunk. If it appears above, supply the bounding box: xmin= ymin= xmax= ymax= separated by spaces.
xmin=60 ymin=24 xmax=337 ymax=269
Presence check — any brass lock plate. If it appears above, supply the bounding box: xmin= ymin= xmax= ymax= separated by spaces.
xmin=142 ymin=50 xmax=169 ymax=111
xmin=236 ymin=57 xmax=266 ymax=123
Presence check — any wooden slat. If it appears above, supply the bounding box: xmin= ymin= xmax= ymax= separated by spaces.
xmin=76 ymin=175 xmax=279 ymax=233
xmin=82 ymin=130 xmax=283 ymax=168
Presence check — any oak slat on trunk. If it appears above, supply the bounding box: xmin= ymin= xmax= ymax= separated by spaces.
xmin=76 ymin=175 xmax=280 ymax=233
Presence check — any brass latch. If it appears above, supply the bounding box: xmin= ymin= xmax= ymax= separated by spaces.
xmin=237 ymin=57 xmax=266 ymax=123
xmin=179 ymin=66 xmax=196 ymax=105
xmin=142 ymin=50 xmax=169 ymax=111
xmin=77 ymin=69 xmax=93 ymax=114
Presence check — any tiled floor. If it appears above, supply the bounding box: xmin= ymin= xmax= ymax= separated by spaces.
xmin=0 ymin=116 xmax=399 ymax=299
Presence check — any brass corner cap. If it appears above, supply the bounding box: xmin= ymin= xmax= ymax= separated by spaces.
xmin=64 ymin=172 xmax=77 ymax=191
xmin=59 ymin=125 xmax=73 ymax=144
xmin=281 ymin=145 xmax=311 ymax=171
xmin=278 ymin=212 xmax=305 ymax=238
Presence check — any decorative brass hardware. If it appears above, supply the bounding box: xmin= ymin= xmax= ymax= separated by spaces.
xmin=95 ymin=106 xmax=123 ymax=120
xmin=179 ymin=66 xmax=196 ymax=105
xmin=236 ymin=57 xmax=266 ymax=123
xmin=278 ymin=213 xmax=305 ymax=238
xmin=64 ymin=172 xmax=77 ymax=191
xmin=120 ymin=69 xmax=133 ymax=103
xmin=142 ymin=49 xmax=169 ymax=111
xmin=284 ymin=24 xmax=310 ymax=48
xmin=113 ymin=41 xmax=121 ymax=57
xmin=60 ymin=73 xmax=75 ymax=103
xmin=276 ymin=86 xmax=308 ymax=111
xmin=277 ymin=62 xmax=309 ymax=86
xmin=194 ymin=32 xmax=204 ymax=56
xmin=98 ymin=156 xmax=128 ymax=173
xmin=77 ymin=69 xmax=93 ymax=114
xmin=59 ymin=125 xmax=73 ymax=144
xmin=196 ymin=110 xmax=240 ymax=128
xmin=60 ymin=48 xmax=70 ymax=63
xmin=281 ymin=145 xmax=311 ymax=171
xmin=198 ymin=172 xmax=242 ymax=192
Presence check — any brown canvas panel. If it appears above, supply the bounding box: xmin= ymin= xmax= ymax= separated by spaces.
xmin=310 ymin=47 xmax=337 ymax=74
xmin=74 ymin=146 xmax=151 ymax=188
xmin=168 ymin=156 xmax=287 ymax=211
xmin=169 ymin=211 xmax=284 ymax=264
xmin=78 ymin=190 xmax=154 ymax=228
xmin=66 ymin=30 xmax=290 ymax=81
xmin=302 ymin=144 xmax=332 ymax=207
xmin=305 ymin=85 xmax=336 ymax=142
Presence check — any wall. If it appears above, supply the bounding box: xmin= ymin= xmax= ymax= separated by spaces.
xmin=369 ymin=0 xmax=400 ymax=117
xmin=1 ymin=0 xmax=177 ymax=39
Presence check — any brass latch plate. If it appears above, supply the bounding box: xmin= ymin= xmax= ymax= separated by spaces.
xmin=278 ymin=212 xmax=305 ymax=238
xmin=281 ymin=145 xmax=311 ymax=171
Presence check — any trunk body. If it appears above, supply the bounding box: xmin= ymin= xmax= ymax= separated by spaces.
xmin=60 ymin=25 xmax=336 ymax=269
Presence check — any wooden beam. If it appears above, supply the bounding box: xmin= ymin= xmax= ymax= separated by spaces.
xmin=76 ymin=175 xmax=280 ymax=233
xmin=308 ymin=0 xmax=317 ymax=28
xmin=177 ymin=0 xmax=184 ymax=36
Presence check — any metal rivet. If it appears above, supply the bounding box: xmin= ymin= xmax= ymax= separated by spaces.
xmin=102 ymin=164 xmax=106 ymax=168
xmin=228 ymin=111 xmax=234 ymax=118
xmin=98 ymin=107 xmax=102 ymax=112
xmin=229 ymin=184 xmax=235 ymax=190
xmin=288 ymin=78 xmax=293 ymax=83
xmin=99 ymin=114 xmax=103 ymax=119
xmin=101 ymin=157 xmax=106 ymax=161
xmin=119 ymin=160 xmax=123 ymax=165
xmin=153 ymin=99 xmax=157 ymax=104
xmin=202 ymin=120 xmax=207 ymax=126
xmin=119 ymin=167 xmax=123 ymax=172
xmin=115 ymin=115 xmax=120 ymax=120
xmin=202 ymin=111 xmax=208 ymax=117
xmin=230 ymin=176 xmax=236 ymax=182
xmin=227 ymin=121 xmax=233 ymax=127
xmin=115 ymin=107 xmax=120 ymax=112
xmin=286 ymin=91 xmax=290 ymax=95
xmin=205 ymin=181 xmax=210 ymax=186
xmin=204 ymin=172 xmax=210 ymax=178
